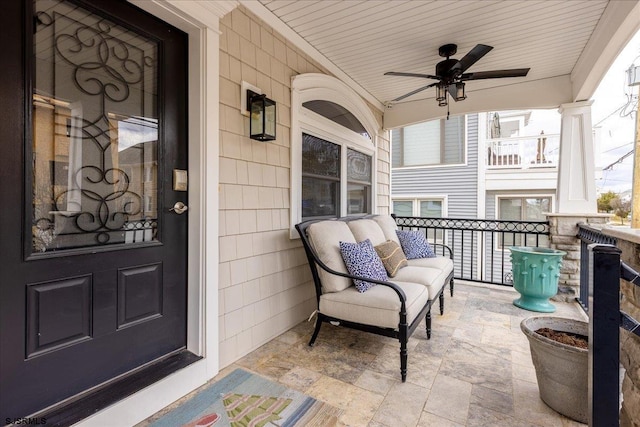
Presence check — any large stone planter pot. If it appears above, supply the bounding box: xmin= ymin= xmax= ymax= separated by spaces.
xmin=520 ymin=316 xmax=588 ymax=424
xmin=509 ymin=246 xmax=566 ymax=312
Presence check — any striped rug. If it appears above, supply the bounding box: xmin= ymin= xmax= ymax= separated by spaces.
xmin=148 ymin=369 xmax=342 ymax=427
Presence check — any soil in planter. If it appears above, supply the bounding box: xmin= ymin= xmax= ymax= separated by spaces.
xmin=535 ymin=328 xmax=588 ymax=349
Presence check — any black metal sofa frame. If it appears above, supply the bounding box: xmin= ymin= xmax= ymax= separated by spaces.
xmin=295 ymin=216 xmax=454 ymax=382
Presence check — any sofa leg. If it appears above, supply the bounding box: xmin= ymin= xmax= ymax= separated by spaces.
xmin=426 ymin=310 xmax=432 ymax=339
xmin=309 ymin=318 xmax=322 ymax=346
xmin=400 ymin=339 xmax=407 ymax=382
xmin=439 ymin=291 xmax=444 ymax=315
xmin=450 ymin=278 xmax=454 ymax=297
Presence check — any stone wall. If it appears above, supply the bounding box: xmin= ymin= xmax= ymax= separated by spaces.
xmin=545 ymin=213 xmax=610 ymax=302
xmin=603 ymin=228 xmax=640 ymax=427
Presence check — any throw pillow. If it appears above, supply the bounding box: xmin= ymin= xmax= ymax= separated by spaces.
xmin=396 ymin=230 xmax=436 ymax=259
xmin=374 ymin=240 xmax=408 ymax=277
xmin=339 ymin=239 xmax=389 ymax=292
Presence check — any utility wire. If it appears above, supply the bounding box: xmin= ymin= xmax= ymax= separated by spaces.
xmin=602 ymin=141 xmax=633 ymax=154
xmin=602 ymin=149 xmax=635 ymax=171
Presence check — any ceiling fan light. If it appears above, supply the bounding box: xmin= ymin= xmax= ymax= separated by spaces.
xmin=438 ymin=97 xmax=448 ymax=107
xmin=455 ymin=82 xmax=466 ymax=101
xmin=436 ymin=84 xmax=447 ymax=101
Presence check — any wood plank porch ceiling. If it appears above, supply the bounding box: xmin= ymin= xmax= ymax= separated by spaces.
xmin=256 ymin=0 xmax=616 ymax=117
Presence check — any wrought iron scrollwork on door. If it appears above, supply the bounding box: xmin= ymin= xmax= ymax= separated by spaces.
xmin=32 ymin=1 xmax=158 ymax=251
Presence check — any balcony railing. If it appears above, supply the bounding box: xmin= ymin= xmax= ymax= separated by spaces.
xmin=577 ymin=223 xmax=617 ymax=311
xmin=394 ymin=216 xmax=550 ymax=286
xmin=585 ymin=243 xmax=640 ymax=424
xmin=486 ymin=133 xmax=559 ymax=168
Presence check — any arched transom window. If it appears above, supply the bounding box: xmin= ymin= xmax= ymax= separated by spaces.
xmin=290 ymin=74 xmax=381 ymax=237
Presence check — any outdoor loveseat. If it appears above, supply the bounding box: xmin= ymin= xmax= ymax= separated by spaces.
xmin=296 ymin=215 xmax=454 ymax=382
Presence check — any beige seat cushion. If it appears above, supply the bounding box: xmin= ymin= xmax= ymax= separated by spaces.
xmin=319 ymin=281 xmax=430 ymax=329
xmin=307 ymin=221 xmax=356 ymax=293
xmin=406 ymin=256 xmax=454 ymax=273
xmin=371 ymin=215 xmax=401 ymax=245
xmin=347 ymin=219 xmax=387 ymax=246
xmin=392 ymin=266 xmax=448 ymax=299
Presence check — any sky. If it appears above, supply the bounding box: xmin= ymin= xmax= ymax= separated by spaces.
xmin=503 ymin=29 xmax=640 ymax=195
xmin=591 ymin=29 xmax=640 ymax=195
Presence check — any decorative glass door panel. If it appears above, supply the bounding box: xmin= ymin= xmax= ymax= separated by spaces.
xmin=32 ymin=0 xmax=159 ymax=252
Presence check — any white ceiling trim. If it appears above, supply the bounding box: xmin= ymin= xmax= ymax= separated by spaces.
xmin=571 ymin=0 xmax=640 ymax=102
xmin=136 ymin=0 xmax=239 ymax=29
xmin=384 ymin=75 xmax=573 ymax=129
xmin=239 ymin=0 xmax=384 ymax=112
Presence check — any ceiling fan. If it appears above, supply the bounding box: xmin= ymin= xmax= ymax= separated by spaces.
xmin=385 ymin=44 xmax=530 ymax=105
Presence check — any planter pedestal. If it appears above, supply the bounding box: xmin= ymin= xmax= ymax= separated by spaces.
xmin=520 ymin=316 xmax=588 ymax=424
xmin=509 ymin=246 xmax=566 ymax=312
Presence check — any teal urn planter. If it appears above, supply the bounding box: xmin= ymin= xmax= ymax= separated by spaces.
xmin=509 ymin=246 xmax=566 ymax=312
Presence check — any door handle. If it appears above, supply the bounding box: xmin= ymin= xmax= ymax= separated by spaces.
xmin=170 ymin=202 xmax=188 ymax=214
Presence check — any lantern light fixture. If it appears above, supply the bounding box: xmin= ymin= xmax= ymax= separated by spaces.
xmin=454 ymin=81 xmax=466 ymax=101
xmin=247 ymin=90 xmax=276 ymax=141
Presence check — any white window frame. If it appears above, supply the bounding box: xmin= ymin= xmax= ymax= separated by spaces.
xmin=391 ymin=195 xmax=448 ymax=244
xmin=494 ymin=193 xmax=554 ymax=251
xmin=391 ymin=195 xmax=448 ymax=218
xmin=290 ymin=74 xmax=382 ymax=238
xmin=392 ymin=115 xmax=468 ymax=170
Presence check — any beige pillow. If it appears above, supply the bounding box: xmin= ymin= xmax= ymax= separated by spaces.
xmin=375 ymin=240 xmax=408 ymax=277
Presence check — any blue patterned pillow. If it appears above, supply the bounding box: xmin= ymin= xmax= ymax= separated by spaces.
xmin=396 ymin=230 xmax=436 ymax=259
xmin=339 ymin=239 xmax=389 ymax=292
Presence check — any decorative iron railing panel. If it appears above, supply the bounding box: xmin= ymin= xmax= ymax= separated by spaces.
xmin=586 ymin=244 xmax=640 ymax=424
xmin=577 ymin=223 xmax=617 ymax=311
xmin=394 ymin=216 xmax=551 ymax=286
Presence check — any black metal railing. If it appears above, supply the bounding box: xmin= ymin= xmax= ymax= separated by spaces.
xmin=394 ymin=216 xmax=550 ymax=286
xmin=588 ymin=244 xmax=640 ymax=425
xmin=577 ymin=223 xmax=617 ymax=311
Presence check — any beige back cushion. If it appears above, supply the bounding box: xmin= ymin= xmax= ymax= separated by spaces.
xmin=372 ymin=215 xmax=401 ymax=245
xmin=307 ymin=221 xmax=356 ymax=293
xmin=347 ymin=219 xmax=387 ymax=246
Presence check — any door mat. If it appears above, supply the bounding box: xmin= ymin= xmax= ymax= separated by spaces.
xmin=148 ymin=368 xmax=342 ymax=427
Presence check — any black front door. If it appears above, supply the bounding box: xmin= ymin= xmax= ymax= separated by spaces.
xmin=0 ymin=0 xmax=188 ymax=419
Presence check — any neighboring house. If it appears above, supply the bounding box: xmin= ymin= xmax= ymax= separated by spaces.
xmin=390 ymin=110 xmax=559 ymax=282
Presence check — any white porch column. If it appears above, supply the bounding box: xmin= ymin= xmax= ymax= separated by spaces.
xmin=556 ymin=101 xmax=597 ymax=214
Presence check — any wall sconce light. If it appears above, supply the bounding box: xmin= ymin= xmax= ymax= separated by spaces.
xmin=247 ymin=90 xmax=276 ymax=141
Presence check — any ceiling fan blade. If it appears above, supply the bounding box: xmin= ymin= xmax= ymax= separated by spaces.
xmin=461 ymin=68 xmax=530 ymax=80
xmin=391 ymin=82 xmax=438 ymax=102
xmin=453 ymin=44 xmax=493 ymax=73
xmin=385 ymin=71 xmax=440 ymax=80
xmin=448 ymin=84 xmax=459 ymax=102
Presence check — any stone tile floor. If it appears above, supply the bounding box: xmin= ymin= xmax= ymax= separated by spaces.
xmin=143 ymin=282 xmax=588 ymax=427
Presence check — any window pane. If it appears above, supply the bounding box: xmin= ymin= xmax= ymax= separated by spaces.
xmin=523 ymin=198 xmax=550 ymax=221
xmin=419 ymin=200 xmax=442 ymax=217
xmin=443 ymin=116 xmax=464 ymax=164
xmin=499 ymin=198 xmax=521 ymax=247
xmin=347 ymin=184 xmax=370 ymax=215
xmin=499 ymin=198 xmax=522 ymax=221
xmin=32 ymin=0 xmax=158 ymax=252
xmin=302 ymin=133 xmax=340 ymax=177
xmin=303 ymin=100 xmax=370 ymax=139
xmin=302 ymin=177 xmax=339 ymax=218
xmin=393 ymin=115 xmax=465 ymax=167
xmin=402 ymin=121 xmax=440 ymax=166
xmin=393 ymin=201 xmax=413 ymax=217
xmin=347 ymin=148 xmax=372 ymax=182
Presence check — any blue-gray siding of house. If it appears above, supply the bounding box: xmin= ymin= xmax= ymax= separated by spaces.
xmin=391 ymin=114 xmax=479 ymax=278
xmin=391 ymin=114 xmax=479 ymax=219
